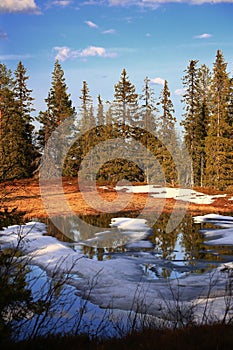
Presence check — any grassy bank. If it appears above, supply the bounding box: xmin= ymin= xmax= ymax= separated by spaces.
xmin=2 ymin=324 xmax=233 ymax=350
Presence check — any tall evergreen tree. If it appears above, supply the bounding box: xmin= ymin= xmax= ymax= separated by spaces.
xmin=0 ymin=63 xmax=36 ymax=180
xmin=96 ymin=94 xmax=105 ymax=126
xmin=157 ymin=80 xmax=178 ymax=185
xmin=195 ymin=64 xmax=211 ymax=186
xmin=78 ymin=81 xmax=95 ymax=132
xmin=113 ymin=68 xmax=138 ymax=126
xmin=181 ymin=59 xmax=200 ymax=186
xmin=140 ymin=76 xmax=157 ymax=132
xmin=204 ymin=50 xmax=233 ymax=189
xmin=37 ymin=60 xmax=75 ymax=149
xmin=14 ymin=61 xmax=38 ymax=176
xmin=138 ymin=77 xmax=158 ymax=183
xmin=67 ymin=81 xmax=96 ymax=179
xmin=37 ymin=60 xmax=75 ymax=177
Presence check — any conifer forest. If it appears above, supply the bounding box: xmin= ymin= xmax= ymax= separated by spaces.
xmin=0 ymin=49 xmax=233 ymax=190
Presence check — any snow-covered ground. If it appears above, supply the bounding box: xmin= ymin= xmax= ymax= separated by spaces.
xmin=194 ymin=213 xmax=233 ymax=245
xmin=114 ymin=184 xmax=226 ymax=205
xmin=1 ymin=213 xmax=233 ymax=335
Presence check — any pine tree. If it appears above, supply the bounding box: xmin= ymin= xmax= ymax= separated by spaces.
xmin=37 ymin=60 xmax=75 ymax=149
xmin=195 ymin=64 xmax=211 ymax=186
xmin=0 ymin=63 xmax=36 ymax=180
xmin=113 ymin=68 xmax=138 ymax=127
xmin=181 ymin=59 xmax=200 ymax=186
xmin=138 ymin=77 xmax=158 ymax=183
xmin=68 ymin=81 xmax=97 ymax=180
xmin=140 ymin=76 xmax=157 ymax=132
xmin=96 ymin=94 xmax=105 ymax=126
xmin=78 ymin=81 xmax=95 ymax=133
xmin=0 ymin=64 xmax=16 ymax=179
xmin=157 ymin=80 xmax=178 ymax=185
xmin=204 ymin=50 xmax=233 ymax=189
xmin=14 ymin=61 xmax=38 ymax=176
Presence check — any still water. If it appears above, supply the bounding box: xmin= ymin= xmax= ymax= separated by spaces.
xmin=43 ymin=212 xmax=233 ymax=280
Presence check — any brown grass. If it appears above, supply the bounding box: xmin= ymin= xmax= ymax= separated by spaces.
xmin=1 ymin=178 xmax=233 ymax=220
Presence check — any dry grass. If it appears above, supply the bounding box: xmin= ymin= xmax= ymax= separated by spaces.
xmin=1 ymin=177 xmax=233 ymax=220
xmin=4 ymin=324 xmax=233 ymax=350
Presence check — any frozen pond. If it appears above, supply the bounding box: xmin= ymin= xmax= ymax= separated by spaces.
xmin=1 ymin=212 xmax=233 ymax=338
xmin=44 ymin=212 xmax=233 ymax=280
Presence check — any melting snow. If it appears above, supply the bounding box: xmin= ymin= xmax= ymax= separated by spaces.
xmin=0 ymin=215 xmax=233 ymax=328
xmin=115 ymin=185 xmax=226 ymax=204
xmin=194 ymin=214 xmax=233 ymax=245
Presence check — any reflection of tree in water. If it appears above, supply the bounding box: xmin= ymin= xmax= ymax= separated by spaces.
xmin=43 ymin=212 xmax=233 ymax=263
xmin=150 ymin=213 xmax=180 ymax=260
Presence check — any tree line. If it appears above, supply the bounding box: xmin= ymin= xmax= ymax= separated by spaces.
xmin=0 ymin=49 xmax=232 ymax=189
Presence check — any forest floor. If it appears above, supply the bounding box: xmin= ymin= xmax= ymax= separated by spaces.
xmin=1 ymin=177 xmax=233 ymax=220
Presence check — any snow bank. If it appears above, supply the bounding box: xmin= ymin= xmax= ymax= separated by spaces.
xmin=194 ymin=213 xmax=233 ymax=246
xmin=115 ymin=185 xmax=226 ymax=205
xmin=1 ymin=217 xmax=233 ymax=322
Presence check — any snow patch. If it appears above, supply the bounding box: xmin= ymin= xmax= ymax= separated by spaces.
xmin=115 ymin=185 xmax=226 ymax=205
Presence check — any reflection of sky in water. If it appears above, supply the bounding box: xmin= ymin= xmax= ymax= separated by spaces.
xmin=44 ymin=213 xmax=233 ymax=280
xmin=1 ymin=215 xmax=233 ymax=332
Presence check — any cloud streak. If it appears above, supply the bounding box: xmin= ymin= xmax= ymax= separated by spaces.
xmin=194 ymin=33 xmax=212 ymax=39
xmin=85 ymin=20 xmax=99 ymax=28
xmin=150 ymin=77 xmax=165 ymax=85
xmin=0 ymin=54 xmax=32 ymax=60
xmin=82 ymin=0 xmax=233 ymax=8
xmin=102 ymin=29 xmax=116 ymax=34
xmin=0 ymin=0 xmax=40 ymax=13
xmin=54 ymin=45 xmax=117 ymax=61
xmin=52 ymin=0 xmax=73 ymax=6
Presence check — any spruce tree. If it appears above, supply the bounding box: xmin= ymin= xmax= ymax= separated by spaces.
xmin=14 ymin=61 xmax=38 ymax=176
xmin=78 ymin=80 xmax=95 ymax=133
xmin=113 ymin=68 xmax=138 ymax=127
xmin=138 ymin=77 xmax=158 ymax=183
xmin=0 ymin=63 xmax=36 ymax=180
xmin=67 ymin=81 xmax=96 ymax=179
xmin=204 ymin=50 xmax=233 ymax=189
xmin=37 ymin=60 xmax=75 ymax=149
xmin=181 ymin=59 xmax=200 ymax=186
xmin=140 ymin=76 xmax=157 ymax=132
xmin=157 ymin=80 xmax=178 ymax=185
xmin=195 ymin=64 xmax=211 ymax=186
xmin=96 ymin=94 xmax=105 ymax=126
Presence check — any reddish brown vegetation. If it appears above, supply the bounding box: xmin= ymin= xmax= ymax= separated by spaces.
xmin=1 ymin=178 xmax=233 ymax=220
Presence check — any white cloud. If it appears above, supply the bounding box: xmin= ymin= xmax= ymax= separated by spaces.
xmin=83 ymin=0 xmax=233 ymax=8
xmin=108 ymin=0 xmax=159 ymax=8
xmin=0 ymin=0 xmax=40 ymax=13
xmin=102 ymin=29 xmax=116 ymax=34
xmin=52 ymin=0 xmax=73 ymax=6
xmin=54 ymin=45 xmax=117 ymax=61
xmin=194 ymin=33 xmax=212 ymax=39
xmin=85 ymin=20 xmax=98 ymax=28
xmin=54 ymin=46 xmax=76 ymax=61
xmin=150 ymin=77 xmax=165 ymax=85
xmin=79 ymin=46 xmax=117 ymax=58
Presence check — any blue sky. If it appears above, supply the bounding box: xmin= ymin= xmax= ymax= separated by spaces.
xmin=1 ymin=0 xmax=233 ymax=126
